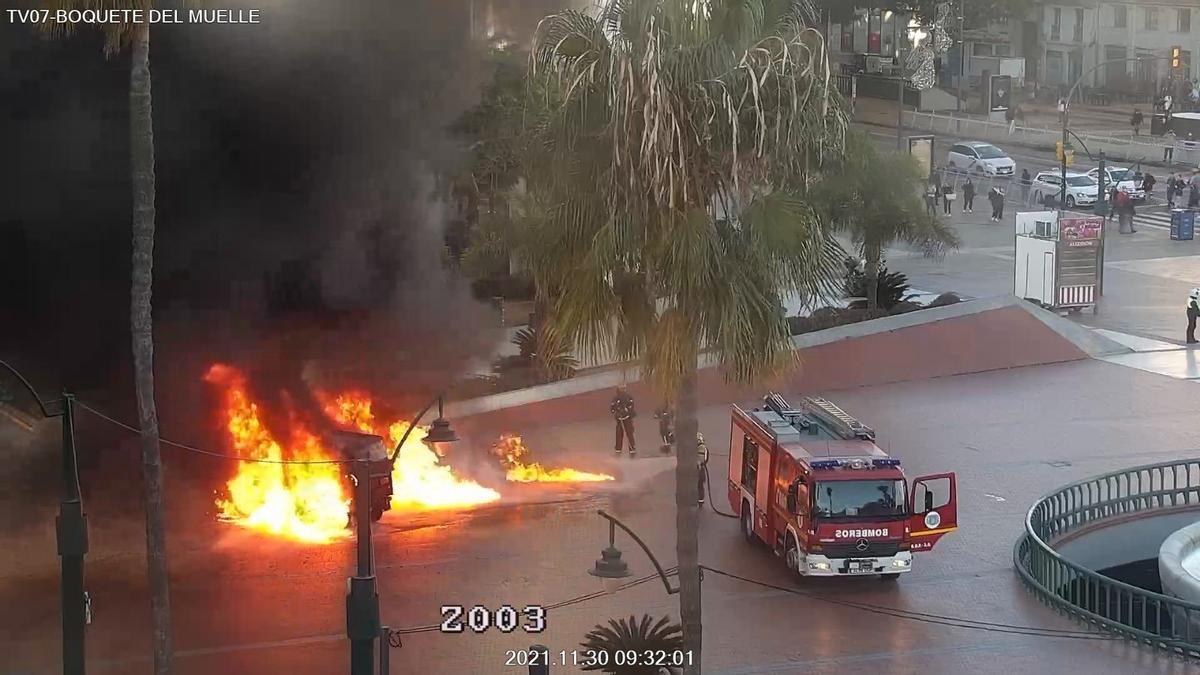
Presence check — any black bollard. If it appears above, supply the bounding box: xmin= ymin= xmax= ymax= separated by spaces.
xmin=528 ymin=644 xmax=550 ymax=675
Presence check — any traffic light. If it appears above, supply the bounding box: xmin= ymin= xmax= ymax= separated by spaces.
xmin=1172 ymin=46 xmax=1183 ymax=70
xmin=1056 ymin=141 xmax=1075 ymax=166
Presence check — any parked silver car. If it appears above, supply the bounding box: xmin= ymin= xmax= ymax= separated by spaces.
xmin=1031 ymin=172 xmax=1099 ymax=209
xmin=946 ymin=142 xmax=1016 ymax=177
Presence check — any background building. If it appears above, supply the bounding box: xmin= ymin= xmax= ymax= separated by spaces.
xmin=1030 ymin=1 xmax=1200 ymax=90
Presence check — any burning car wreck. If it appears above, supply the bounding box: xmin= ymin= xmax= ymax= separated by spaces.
xmin=204 ymin=363 xmax=612 ymax=544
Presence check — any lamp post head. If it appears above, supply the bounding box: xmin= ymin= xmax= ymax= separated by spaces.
xmin=422 ymin=416 xmax=458 ymax=457
xmin=589 ymin=545 xmax=630 ymax=594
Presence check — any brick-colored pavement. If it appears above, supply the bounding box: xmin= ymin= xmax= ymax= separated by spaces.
xmin=6 ymin=349 xmax=1200 ymax=674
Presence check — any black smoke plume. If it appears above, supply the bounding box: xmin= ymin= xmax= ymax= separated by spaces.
xmin=0 ymin=0 xmax=571 ymax=519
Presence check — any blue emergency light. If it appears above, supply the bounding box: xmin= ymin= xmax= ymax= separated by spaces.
xmin=810 ymin=459 xmax=842 ymax=470
xmin=872 ymin=459 xmax=902 ymax=468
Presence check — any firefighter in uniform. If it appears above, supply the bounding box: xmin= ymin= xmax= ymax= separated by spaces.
xmin=654 ymin=405 xmax=674 ymax=454
xmin=610 ymin=386 xmax=636 ymax=457
xmin=697 ymin=432 xmax=709 ymax=505
xmin=1188 ymin=289 xmax=1200 ymax=345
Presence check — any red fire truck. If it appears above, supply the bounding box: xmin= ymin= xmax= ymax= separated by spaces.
xmin=728 ymin=393 xmax=957 ymax=579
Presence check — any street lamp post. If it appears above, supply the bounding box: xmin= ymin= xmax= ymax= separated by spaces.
xmin=0 ymin=360 xmax=87 ymax=675
xmin=588 ymin=510 xmax=680 ymax=596
xmin=346 ymin=393 xmax=458 ymax=675
xmin=347 ymin=457 xmax=378 ymax=675
xmin=58 ymin=393 xmax=89 ymax=675
xmin=956 ymin=0 xmax=964 ymax=113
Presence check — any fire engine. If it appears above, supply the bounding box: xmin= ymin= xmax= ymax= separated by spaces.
xmin=728 ymin=393 xmax=957 ymax=579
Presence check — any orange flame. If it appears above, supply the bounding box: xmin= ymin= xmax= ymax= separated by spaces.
xmin=204 ymin=365 xmax=350 ymax=543
xmin=491 ymin=434 xmax=614 ymax=483
xmin=318 ymin=393 xmax=501 ymax=512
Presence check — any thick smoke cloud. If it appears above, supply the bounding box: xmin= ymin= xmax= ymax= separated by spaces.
xmin=0 ymin=0 xmax=593 ymax=517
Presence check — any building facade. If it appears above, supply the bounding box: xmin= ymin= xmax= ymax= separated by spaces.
xmin=1032 ymin=0 xmax=1200 ymax=89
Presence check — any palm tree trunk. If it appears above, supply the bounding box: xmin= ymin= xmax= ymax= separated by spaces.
xmin=675 ymin=357 xmax=701 ymax=675
xmin=130 ymin=21 xmax=174 ymax=675
xmin=864 ymin=240 xmax=881 ymax=311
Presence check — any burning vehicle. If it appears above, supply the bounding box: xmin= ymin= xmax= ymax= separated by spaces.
xmin=204 ymin=363 xmax=614 ymax=544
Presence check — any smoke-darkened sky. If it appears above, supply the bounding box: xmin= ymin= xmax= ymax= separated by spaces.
xmin=0 ymin=1 xmax=586 ymax=425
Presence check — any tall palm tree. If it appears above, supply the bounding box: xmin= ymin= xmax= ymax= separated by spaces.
xmin=813 ymin=131 xmax=959 ymax=310
xmin=42 ymin=6 xmax=174 ymax=672
xmin=525 ymin=2 xmax=847 ymax=671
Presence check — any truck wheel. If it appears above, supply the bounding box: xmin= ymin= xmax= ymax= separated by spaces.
xmin=785 ymin=535 xmax=802 ymax=574
xmin=740 ymin=502 xmax=757 ymax=546
xmin=880 ymin=573 xmax=901 ymax=582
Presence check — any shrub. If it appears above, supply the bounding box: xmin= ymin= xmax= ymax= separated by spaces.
xmin=511 ymin=323 xmax=578 ymax=382
xmin=787 ymin=307 xmax=888 ymax=335
xmin=842 ymin=257 xmax=913 ymax=310
xmin=580 ymin=615 xmax=684 ymax=674
xmin=889 ymin=300 xmax=923 ymax=315
xmin=927 ymin=292 xmax=962 ymax=308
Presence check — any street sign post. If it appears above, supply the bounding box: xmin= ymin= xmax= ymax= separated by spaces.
xmin=907 ymin=135 xmax=935 ymax=179
xmin=989 ymin=74 xmax=1012 ymax=113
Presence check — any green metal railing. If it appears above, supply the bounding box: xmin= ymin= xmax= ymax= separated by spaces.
xmin=1014 ymin=458 xmax=1200 ymax=657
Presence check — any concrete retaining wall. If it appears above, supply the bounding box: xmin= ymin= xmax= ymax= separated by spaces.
xmin=450 ymin=296 xmax=1125 ymax=437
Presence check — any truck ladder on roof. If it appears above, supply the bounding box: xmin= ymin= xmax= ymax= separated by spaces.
xmin=762 ymin=393 xmax=811 ymax=429
xmin=803 ymin=396 xmax=875 ymax=441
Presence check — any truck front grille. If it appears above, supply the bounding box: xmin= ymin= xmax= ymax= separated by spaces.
xmin=822 ymin=542 xmax=900 ymax=559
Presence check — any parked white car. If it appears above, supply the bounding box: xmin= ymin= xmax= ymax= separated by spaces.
xmin=946 ymin=142 xmax=1016 ymax=177
xmin=1086 ymin=166 xmax=1146 ymax=202
xmin=1030 ymin=172 xmax=1099 ymax=209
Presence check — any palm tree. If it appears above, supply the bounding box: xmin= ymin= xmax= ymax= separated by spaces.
xmin=41 ymin=7 xmax=174 ymax=672
xmin=814 ymin=131 xmax=959 ymax=310
xmin=581 ymin=614 xmax=685 ymax=674
xmin=525 ymin=2 xmax=847 ymax=671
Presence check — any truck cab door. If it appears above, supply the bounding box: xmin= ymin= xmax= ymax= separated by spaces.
xmin=908 ymin=473 xmax=957 ymax=552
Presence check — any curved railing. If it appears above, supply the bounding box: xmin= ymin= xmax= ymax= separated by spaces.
xmin=1014 ymin=458 xmax=1200 ymax=657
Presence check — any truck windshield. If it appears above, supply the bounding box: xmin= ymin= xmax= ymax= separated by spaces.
xmin=814 ymin=480 xmax=906 ymax=519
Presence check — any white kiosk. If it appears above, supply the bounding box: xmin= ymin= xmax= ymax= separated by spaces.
xmin=1014 ymin=210 xmax=1101 ymax=313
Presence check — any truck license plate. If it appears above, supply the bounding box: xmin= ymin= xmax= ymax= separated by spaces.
xmin=847 ymin=561 xmax=873 ymax=574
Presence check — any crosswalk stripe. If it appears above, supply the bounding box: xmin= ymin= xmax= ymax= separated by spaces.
xmin=1132 ymin=210 xmax=1177 ymax=231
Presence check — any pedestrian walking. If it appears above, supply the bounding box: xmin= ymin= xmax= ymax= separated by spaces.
xmin=1131 ymin=109 xmax=1144 ymax=136
xmin=654 ymin=404 xmax=674 ymax=455
xmin=1143 ymin=172 xmax=1156 ymax=196
xmin=1168 ymin=173 xmax=1178 ymax=209
xmin=988 ymin=187 xmax=1005 ymax=221
xmin=941 ymin=181 xmax=955 ymax=215
xmin=1019 ymin=168 xmax=1032 ymax=205
xmin=1190 ymin=181 xmax=1200 ymax=208
xmin=1107 ymin=186 xmax=1119 ymax=221
xmin=1116 ymin=189 xmax=1135 ymax=233
xmin=610 ymin=386 xmax=636 ymax=457
xmin=962 ymin=178 xmax=975 ymax=213
xmin=1188 ymin=289 xmax=1200 ymax=345
xmin=696 ymin=432 xmax=710 ymax=505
